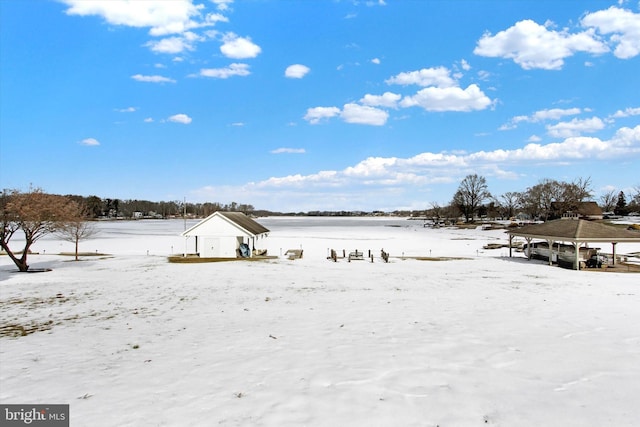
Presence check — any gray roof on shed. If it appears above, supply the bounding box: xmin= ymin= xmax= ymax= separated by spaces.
xmin=218 ymin=212 xmax=270 ymax=235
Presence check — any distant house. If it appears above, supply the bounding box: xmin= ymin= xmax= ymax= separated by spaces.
xmin=550 ymin=201 xmax=603 ymax=220
xmin=181 ymin=212 xmax=269 ymax=258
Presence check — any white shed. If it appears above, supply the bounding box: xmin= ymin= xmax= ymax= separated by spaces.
xmin=181 ymin=212 xmax=269 ymax=258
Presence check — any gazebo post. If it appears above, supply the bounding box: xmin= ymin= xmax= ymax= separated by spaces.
xmin=575 ymin=241 xmax=580 ymax=271
xmin=547 ymin=239 xmax=553 ymax=266
xmin=509 ymin=234 xmax=513 ymax=257
xmin=526 ymin=237 xmax=532 ymax=260
xmin=612 ymin=242 xmax=617 ymax=266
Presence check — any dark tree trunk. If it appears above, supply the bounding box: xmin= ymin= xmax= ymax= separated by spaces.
xmin=1 ymin=241 xmax=31 ymax=271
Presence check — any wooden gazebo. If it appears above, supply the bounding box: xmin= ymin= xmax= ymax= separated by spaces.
xmin=507 ymin=219 xmax=640 ymax=270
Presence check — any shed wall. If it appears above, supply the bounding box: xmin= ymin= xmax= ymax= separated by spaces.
xmin=200 ymin=236 xmax=241 ymax=257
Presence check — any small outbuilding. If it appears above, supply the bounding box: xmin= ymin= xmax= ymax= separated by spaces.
xmin=550 ymin=201 xmax=603 ymax=220
xmin=507 ymin=218 xmax=640 ymax=270
xmin=181 ymin=211 xmax=269 ymax=258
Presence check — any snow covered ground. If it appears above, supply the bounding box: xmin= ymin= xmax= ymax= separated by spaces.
xmin=1 ymin=217 xmax=639 ymax=426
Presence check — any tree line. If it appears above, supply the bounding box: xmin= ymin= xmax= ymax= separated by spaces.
xmin=435 ymin=174 xmax=640 ymax=223
xmin=63 ymin=196 xmax=259 ymax=219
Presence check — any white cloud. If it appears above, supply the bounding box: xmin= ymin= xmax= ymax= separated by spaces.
xmin=79 ymin=137 xmax=100 ymax=146
xmin=546 ymin=117 xmax=605 ymax=138
xmin=257 ymin=125 xmax=640 ymax=189
xmin=211 ymin=0 xmax=233 ymax=12
xmin=220 ymin=32 xmax=261 ymax=59
xmin=307 ymin=64 xmax=490 ymax=126
xmin=168 ymin=113 xmax=192 ymax=124
xmin=63 ymin=0 xmax=229 ymax=56
xmin=253 ymin=171 xmax=341 ymax=189
xmin=285 ymin=64 xmax=310 ymax=78
xmin=131 ymin=74 xmax=176 ymax=83
xmin=199 ymin=63 xmax=250 ymax=78
xmin=371 ymin=58 xmax=381 ymax=64
xmin=340 ymin=103 xmax=389 ymax=126
xmin=202 ymin=12 xmax=228 ymax=27
xmin=304 ymin=106 xmax=341 ymax=124
xmin=477 ymin=70 xmax=491 ymax=81
xmin=502 ymin=107 xmax=583 ymax=129
xmin=400 ymin=84 xmax=492 ymax=112
xmin=359 ymin=92 xmax=401 ymax=109
xmin=582 ymin=6 xmax=640 ymax=59
xmin=385 ymin=67 xmax=456 ymax=88
xmin=460 ymin=59 xmax=471 ymax=71
xmin=529 ymin=107 xmax=583 ymax=122
xmin=62 ymin=0 xmax=204 ymax=36
xmin=474 ymin=19 xmax=609 ymax=69
xmin=304 ymin=104 xmax=389 ymax=126
xmin=611 ymin=107 xmax=640 ymax=118
xmin=144 ymin=117 xmax=154 ymax=123
xmin=115 ymin=106 xmax=137 ymax=113
xmin=146 ymin=34 xmax=198 ymax=54
xmin=383 ymin=67 xmax=493 ymax=112
xmin=344 ymin=157 xmax=399 ymax=178
xmin=271 ymin=148 xmax=306 ymax=154
xmin=308 ymin=84 xmax=488 ymax=125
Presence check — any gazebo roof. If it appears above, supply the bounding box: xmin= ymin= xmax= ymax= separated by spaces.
xmin=508 ymin=219 xmax=640 ymax=243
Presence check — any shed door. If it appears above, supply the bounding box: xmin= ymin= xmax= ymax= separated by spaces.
xmin=202 ymin=238 xmax=221 ymax=257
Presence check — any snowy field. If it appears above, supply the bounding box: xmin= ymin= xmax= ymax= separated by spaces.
xmin=1 ymin=217 xmax=640 ymax=426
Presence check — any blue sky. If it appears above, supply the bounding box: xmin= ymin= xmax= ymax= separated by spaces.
xmin=1 ymin=0 xmax=639 ymax=212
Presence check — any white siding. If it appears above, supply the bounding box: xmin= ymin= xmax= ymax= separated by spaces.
xmin=200 ymin=237 xmax=241 ymax=257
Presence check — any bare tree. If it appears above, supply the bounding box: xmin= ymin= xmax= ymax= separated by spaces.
xmin=451 ymin=174 xmax=492 ymax=223
xmin=520 ymin=179 xmax=562 ymax=220
xmin=429 ymin=201 xmax=443 ymax=220
xmin=500 ymin=192 xmax=522 ymax=219
xmin=632 ymin=185 xmax=640 ymax=208
xmin=56 ymin=201 xmax=98 ymax=261
xmin=556 ymin=177 xmax=593 ymax=214
xmin=1 ymin=188 xmax=74 ymax=272
xmin=565 ymin=177 xmax=593 ymax=202
xmin=599 ymin=190 xmax=618 ymax=212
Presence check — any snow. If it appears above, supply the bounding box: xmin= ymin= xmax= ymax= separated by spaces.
xmin=1 ymin=217 xmax=640 ymax=426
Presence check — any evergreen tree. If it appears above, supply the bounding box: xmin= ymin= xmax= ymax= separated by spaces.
xmin=614 ymin=191 xmax=627 ymax=216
